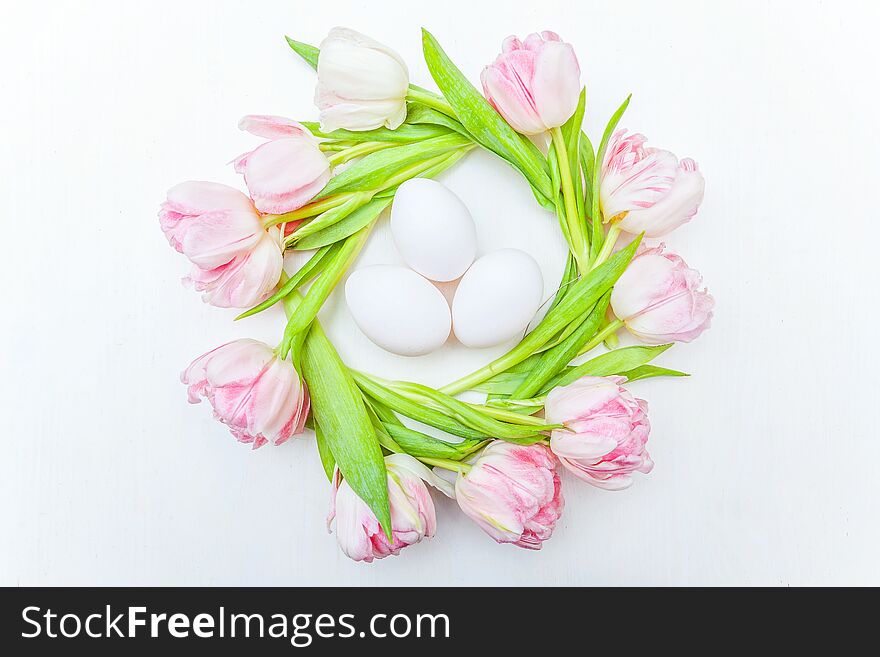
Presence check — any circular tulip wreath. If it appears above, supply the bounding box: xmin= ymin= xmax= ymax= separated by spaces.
xmin=160 ymin=27 xmax=713 ymax=562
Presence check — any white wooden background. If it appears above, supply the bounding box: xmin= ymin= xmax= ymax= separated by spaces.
xmin=2 ymin=0 xmax=878 ymax=586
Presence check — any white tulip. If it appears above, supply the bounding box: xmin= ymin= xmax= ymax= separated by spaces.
xmin=315 ymin=27 xmax=409 ymax=132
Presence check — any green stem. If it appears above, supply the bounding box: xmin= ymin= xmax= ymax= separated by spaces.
xmin=280 ymin=224 xmax=374 ymax=355
xmin=327 ymin=141 xmax=395 ymax=167
xmin=465 ymin=403 xmax=550 ymax=426
xmin=319 ymin=141 xmax=356 ymax=152
xmin=440 ymin=354 xmax=527 ymax=397
xmin=375 ymin=147 xmax=474 ymax=193
xmin=263 ymin=194 xmax=350 ymax=228
xmin=285 ymin=192 xmax=372 ymax=245
xmin=418 ymin=456 xmax=471 ymax=474
xmin=406 ymin=86 xmax=457 ymax=118
xmin=486 ymin=396 xmax=547 ymax=410
xmin=551 ymin=127 xmax=587 ymax=273
xmin=577 ymin=319 xmax=624 ymax=356
xmin=590 ymin=225 xmax=621 ymax=270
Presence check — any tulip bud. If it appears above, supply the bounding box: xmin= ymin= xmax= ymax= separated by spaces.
xmin=481 ymin=31 xmax=581 ymax=135
xmin=610 ymin=244 xmax=714 ymax=344
xmin=234 ymin=115 xmax=330 ymax=215
xmin=600 ymin=130 xmax=705 ymax=236
xmin=545 ymin=376 xmax=653 ymax=490
xmin=328 ymin=454 xmax=450 ymax=563
xmin=159 ymin=181 xmax=283 ymax=308
xmin=315 ymin=27 xmax=409 ymax=132
xmin=455 ymin=441 xmax=563 ymax=550
xmin=182 ymin=339 xmax=310 ymax=448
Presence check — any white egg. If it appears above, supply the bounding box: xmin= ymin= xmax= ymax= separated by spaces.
xmin=345 ymin=265 xmax=451 ymax=356
xmin=452 ymin=249 xmax=544 ymax=349
xmin=390 ymin=178 xmax=477 ymax=282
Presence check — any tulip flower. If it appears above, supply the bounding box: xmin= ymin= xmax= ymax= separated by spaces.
xmin=159 ymin=181 xmax=283 ymax=308
xmin=182 ymin=339 xmax=309 ymax=448
xmin=234 ymin=115 xmax=330 ymax=214
xmin=545 ymin=376 xmax=653 ymax=490
xmin=315 ymin=27 xmax=409 ymax=132
xmin=455 ymin=441 xmax=563 ymax=550
xmin=481 ymin=31 xmax=581 ymax=135
xmin=328 ymin=454 xmax=452 ymax=563
xmin=600 ymin=130 xmax=705 ymax=236
xmin=610 ymin=244 xmax=714 ymax=344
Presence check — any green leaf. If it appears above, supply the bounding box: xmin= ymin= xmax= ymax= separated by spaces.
xmin=301 ymin=323 xmax=390 ymax=537
xmin=512 ymin=238 xmax=640 ymax=358
xmin=389 ymin=379 xmax=558 ymax=440
xmin=234 ymin=245 xmax=335 ymax=320
xmin=294 ymin=197 xmax=392 ymax=250
xmin=511 ymin=292 xmax=610 ymax=399
xmin=384 ymin=424 xmax=485 ymax=461
xmin=548 ymin=343 xmax=674 ymax=391
xmin=562 ymin=89 xmax=587 ymax=222
xmin=285 ymin=37 xmax=319 ymax=69
xmin=421 ymin=29 xmax=553 ymax=203
xmin=353 ymin=371 xmax=486 ymax=440
xmin=439 ymin=236 xmax=641 ymax=396
xmin=590 ymin=94 xmax=631 ymax=261
xmin=314 ymin=421 xmax=335 ymax=482
xmin=579 ymin=131 xmax=595 ymax=220
xmin=289 ymin=193 xmax=371 ymax=242
xmin=548 ymin=253 xmax=578 ymax=314
xmin=281 ymin=223 xmax=373 ymax=350
xmin=315 ymin=133 xmax=470 ymax=199
xmin=471 ymin=371 xmax=529 ymax=395
xmin=301 ymin=119 xmax=454 ymax=143
xmin=404 ymin=104 xmax=472 ymax=138
xmin=620 ymin=364 xmax=689 ymax=382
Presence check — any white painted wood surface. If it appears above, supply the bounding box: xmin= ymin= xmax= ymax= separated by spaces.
xmin=2 ymin=0 xmax=878 ymax=585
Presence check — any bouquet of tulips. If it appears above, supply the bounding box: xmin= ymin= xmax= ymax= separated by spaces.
xmin=160 ymin=27 xmax=713 ymax=562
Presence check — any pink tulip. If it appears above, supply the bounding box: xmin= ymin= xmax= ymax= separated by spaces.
xmin=182 ymin=339 xmax=309 ymax=448
xmin=159 ymin=181 xmax=283 ymax=308
xmin=234 ymin=115 xmax=330 ymax=215
xmin=481 ymin=31 xmax=581 ymax=135
xmin=600 ymin=130 xmax=705 ymax=236
xmin=328 ymin=454 xmax=451 ymax=563
xmin=610 ymin=244 xmax=714 ymax=344
xmin=545 ymin=376 xmax=653 ymax=491
xmin=455 ymin=441 xmax=563 ymax=550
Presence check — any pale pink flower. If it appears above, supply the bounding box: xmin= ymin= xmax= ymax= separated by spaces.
xmin=182 ymin=339 xmax=309 ymax=449
xmin=455 ymin=441 xmax=563 ymax=550
xmin=234 ymin=115 xmax=330 ymax=214
xmin=545 ymin=376 xmax=653 ymax=491
xmin=316 ymin=28 xmax=409 ymax=132
xmin=481 ymin=31 xmax=581 ymax=135
xmin=611 ymin=243 xmax=714 ymax=344
xmin=159 ymin=181 xmax=282 ymax=308
xmin=328 ymin=454 xmax=452 ymax=563
xmin=600 ymin=130 xmax=705 ymax=236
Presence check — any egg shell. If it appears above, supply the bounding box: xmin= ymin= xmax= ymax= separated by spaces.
xmin=390 ymin=178 xmax=477 ymax=282
xmin=452 ymin=249 xmax=544 ymax=349
xmin=345 ymin=265 xmax=451 ymax=357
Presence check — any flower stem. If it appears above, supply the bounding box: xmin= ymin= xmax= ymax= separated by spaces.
xmin=551 ymin=127 xmax=588 ymax=273
xmin=590 ymin=225 xmax=621 ymax=270
xmin=406 ymin=86 xmax=457 ymax=118
xmin=375 ymin=147 xmax=474 ymax=193
xmin=418 ymin=456 xmax=471 ymax=474
xmin=327 ymin=141 xmax=395 ymax=167
xmin=577 ymin=319 xmax=624 ymax=357
xmin=465 ymin=403 xmax=553 ymax=426
xmin=262 ymin=194 xmax=350 ymax=228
